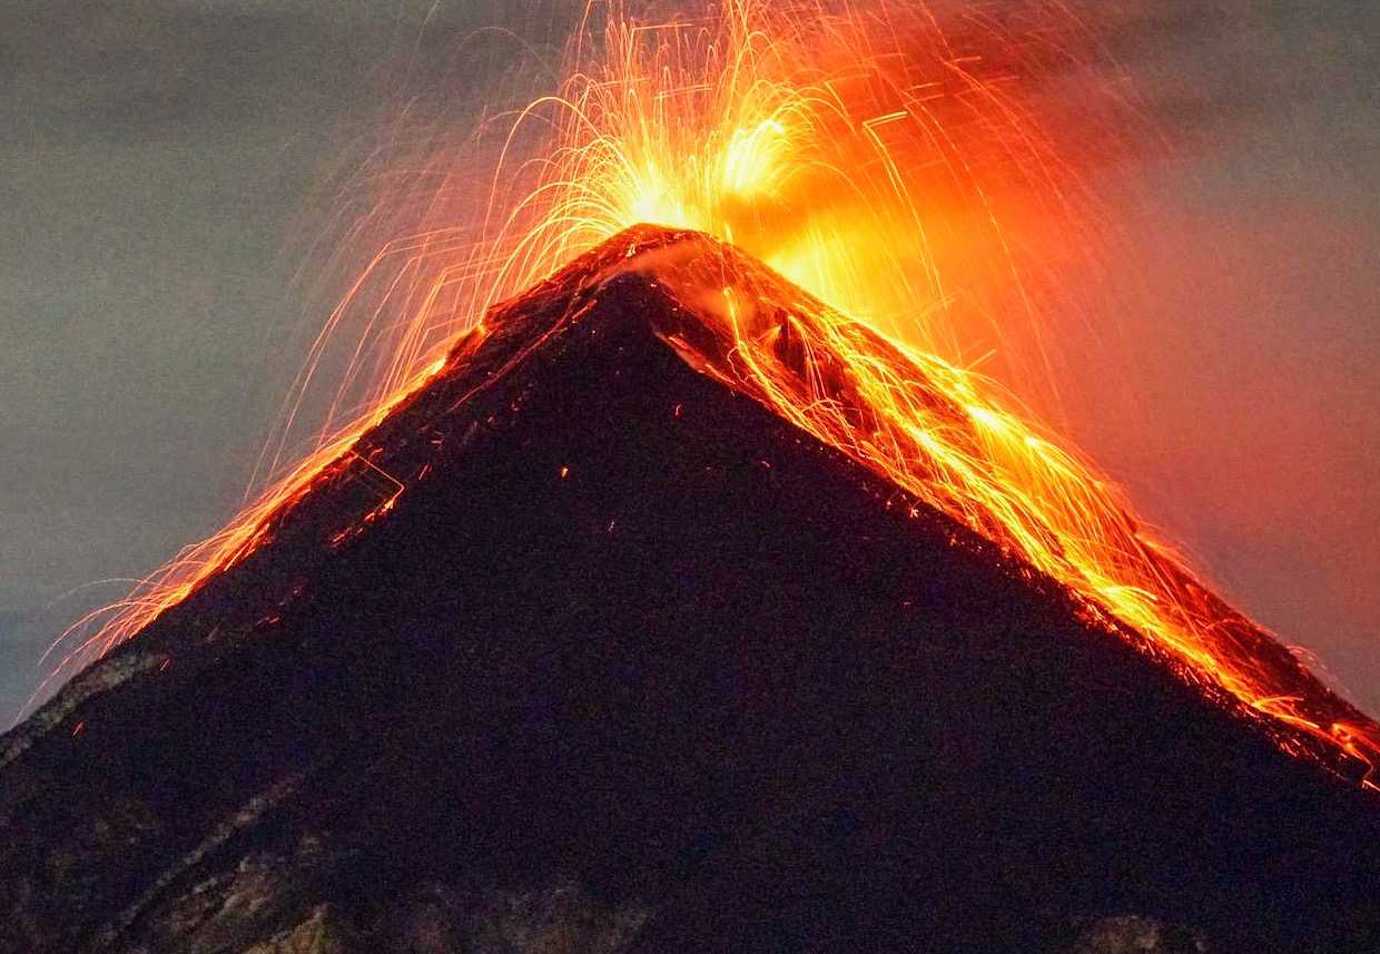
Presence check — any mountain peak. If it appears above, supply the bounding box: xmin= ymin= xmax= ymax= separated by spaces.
xmin=5 ymin=227 xmax=1380 ymax=952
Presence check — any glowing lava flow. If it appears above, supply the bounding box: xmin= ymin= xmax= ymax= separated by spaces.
xmin=51 ymin=0 xmax=1380 ymax=785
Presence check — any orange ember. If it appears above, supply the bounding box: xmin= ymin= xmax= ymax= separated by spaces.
xmin=49 ymin=0 xmax=1380 ymax=786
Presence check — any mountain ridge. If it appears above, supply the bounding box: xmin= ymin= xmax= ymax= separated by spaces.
xmin=3 ymin=226 xmax=1379 ymax=952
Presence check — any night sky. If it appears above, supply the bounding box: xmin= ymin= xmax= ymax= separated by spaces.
xmin=1 ymin=0 xmax=1377 ymax=722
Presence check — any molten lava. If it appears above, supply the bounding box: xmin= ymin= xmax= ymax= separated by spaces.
xmin=50 ymin=0 xmax=1380 ymax=787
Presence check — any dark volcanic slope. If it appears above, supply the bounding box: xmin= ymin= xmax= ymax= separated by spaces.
xmin=2 ymin=227 xmax=1378 ymax=953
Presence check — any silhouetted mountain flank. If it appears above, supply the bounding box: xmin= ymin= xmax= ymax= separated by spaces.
xmin=2 ymin=226 xmax=1378 ymax=953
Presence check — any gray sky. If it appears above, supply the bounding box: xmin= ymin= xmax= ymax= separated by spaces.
xmin=1 ymin=0 xmax=1377 ymax=721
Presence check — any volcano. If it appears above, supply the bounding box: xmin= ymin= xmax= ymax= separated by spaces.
xmin=3 ymin=226 xmax=1379 ymax=953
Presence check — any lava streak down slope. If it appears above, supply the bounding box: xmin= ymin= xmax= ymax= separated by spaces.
xmin=3 ymin=227 xmax=1379 ymax=952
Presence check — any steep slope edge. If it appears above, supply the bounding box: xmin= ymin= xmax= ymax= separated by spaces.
xmin=1 ymin=227 xmax=1377 ymax=952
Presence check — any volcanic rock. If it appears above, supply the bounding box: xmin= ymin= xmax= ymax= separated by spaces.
xmin=3 ymin=226 xmax=1379 ymax=953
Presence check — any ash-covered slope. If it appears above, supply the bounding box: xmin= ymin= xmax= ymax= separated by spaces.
xmin=2 ymin=227 xmax=1378 ymax=953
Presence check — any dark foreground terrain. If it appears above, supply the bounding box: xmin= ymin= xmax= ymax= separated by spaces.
xmin=3 ymin=228 xmax=1378 ymax=953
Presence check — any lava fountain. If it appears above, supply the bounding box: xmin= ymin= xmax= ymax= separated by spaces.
xmin=47 ymin=0 xmax=1380 ymax=787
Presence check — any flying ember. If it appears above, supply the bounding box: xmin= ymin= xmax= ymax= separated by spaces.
xmin=50 ymin=0 xmax=1380 ymax=787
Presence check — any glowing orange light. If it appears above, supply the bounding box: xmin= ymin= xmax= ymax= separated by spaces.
xmin=50 ymin=0 xmax=1380 ymax=787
